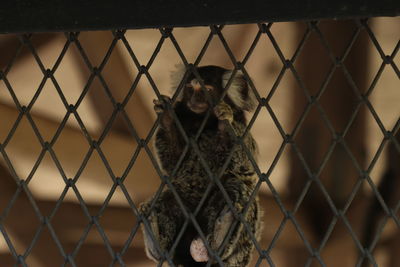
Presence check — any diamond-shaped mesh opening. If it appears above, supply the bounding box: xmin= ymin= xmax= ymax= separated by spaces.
xmin=0 ymin=14 xmax=399 ymax=267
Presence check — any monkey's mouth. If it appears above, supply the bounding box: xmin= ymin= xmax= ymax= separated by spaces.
xmin=187 ymin=102 xmax=209 ymax=114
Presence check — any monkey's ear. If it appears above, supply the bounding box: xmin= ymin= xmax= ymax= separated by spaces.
xmin=169 ymin=63 xmax=186 ymax=100
xmin=222 ymin=70 xmax=257 ymax=112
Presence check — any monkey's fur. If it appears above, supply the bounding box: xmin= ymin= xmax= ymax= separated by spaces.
xmin=139 ymin=65 xmax=262 ymax=266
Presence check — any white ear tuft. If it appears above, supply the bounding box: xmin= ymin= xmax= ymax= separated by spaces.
xmin=169 ymin=63 xmax=187 ymax=100
xmin=222 ymin=70 xmax=257 ymax=111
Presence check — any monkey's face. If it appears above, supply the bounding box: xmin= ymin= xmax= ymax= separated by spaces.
xmin=184 ymin=78 xmax=217 ymax=114
xmin=182 ymin=66 xmax=226 ymax=114
xmin=171 ymin=65 xmax=257 ymax=114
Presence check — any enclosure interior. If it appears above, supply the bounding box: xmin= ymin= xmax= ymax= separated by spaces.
xmin=0 ymin=17 xmax=399 ymax=266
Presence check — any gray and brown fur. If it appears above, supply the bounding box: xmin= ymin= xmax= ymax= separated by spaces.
xmin=139 ymin=65 xmax=262 ymax=266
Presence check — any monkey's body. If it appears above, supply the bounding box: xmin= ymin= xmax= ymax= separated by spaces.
xmin=140 ymin=66 xmax=262 ymax=266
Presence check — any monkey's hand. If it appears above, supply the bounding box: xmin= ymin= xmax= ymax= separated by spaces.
xmin=214 ymin=101 xmax=233 ymax=132
xmin=154 ymin=95 xmax=173 ymax=128
xmin=214 ymin=101 xmax=233 ymax=123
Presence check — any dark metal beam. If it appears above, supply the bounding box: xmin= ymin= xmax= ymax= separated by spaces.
xmin=0 ymin=0 xmax=399 ymax=33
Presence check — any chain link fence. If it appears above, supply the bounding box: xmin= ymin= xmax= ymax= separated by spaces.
xmin=0 ymin=2 xmax=399 ymax=266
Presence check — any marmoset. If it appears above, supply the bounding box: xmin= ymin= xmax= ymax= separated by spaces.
xmin=139 ymin=65 xmax=262 ymax=266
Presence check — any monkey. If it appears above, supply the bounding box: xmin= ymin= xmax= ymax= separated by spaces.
xmin=139 ymin=65 xmax=262 ymax=266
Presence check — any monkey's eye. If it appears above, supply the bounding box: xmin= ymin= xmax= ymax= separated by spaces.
xmin=205 ymin=85 xmax=214 ymax=91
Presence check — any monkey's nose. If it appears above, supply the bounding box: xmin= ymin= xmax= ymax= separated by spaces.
xmin=191 ymin=80 xmax=202 ymax=91
xmin=193 ymin=85 xmax=202 ymax=91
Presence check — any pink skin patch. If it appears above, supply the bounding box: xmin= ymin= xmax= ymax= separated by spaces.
xmin=190 ymin=238 xmax=209 ymax=262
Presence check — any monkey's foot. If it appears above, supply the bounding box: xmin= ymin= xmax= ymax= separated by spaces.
xmin=190 ymin=238 xmax=209 ymax=262
xmin=214 ymin=101 xmax=233 ymax=123
xmin=141 ymin=210 xmax=162 ymax=262
xmin=213 ymin=206 xmax=234 ymax=248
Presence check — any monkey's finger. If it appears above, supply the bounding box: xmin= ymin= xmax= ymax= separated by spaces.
xmin=154 ymin=105 xmax=164 ymax=114
xmin=153 ymin=98 xmax=162 ymax=105
xmin=153 ymin=99 xmax=166 ymax=114
xmin=160 ymin=95 xmax=172 ymax=102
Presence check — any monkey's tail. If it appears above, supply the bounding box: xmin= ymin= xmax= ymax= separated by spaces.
xmin=360 ymin=168 xmax=396 ymax=267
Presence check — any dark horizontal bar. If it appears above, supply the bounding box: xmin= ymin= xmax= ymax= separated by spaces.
xmin=0 ymin=0 xmax=399 ymax=33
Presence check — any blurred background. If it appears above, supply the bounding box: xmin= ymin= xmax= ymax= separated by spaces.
xmin=0 ymin=17 xmax=399 ymax=266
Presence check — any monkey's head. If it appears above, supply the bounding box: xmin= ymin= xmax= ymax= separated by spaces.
xmin=170 ymin=65 xmax=257 ymax=114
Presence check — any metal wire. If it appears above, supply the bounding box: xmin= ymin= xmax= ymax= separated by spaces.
xmin=0 ymin=17 xmax=399 ymax=267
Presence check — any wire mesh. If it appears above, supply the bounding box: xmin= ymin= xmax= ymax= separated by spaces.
xmin=0 ymin=17 xmax=399 ymax=267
